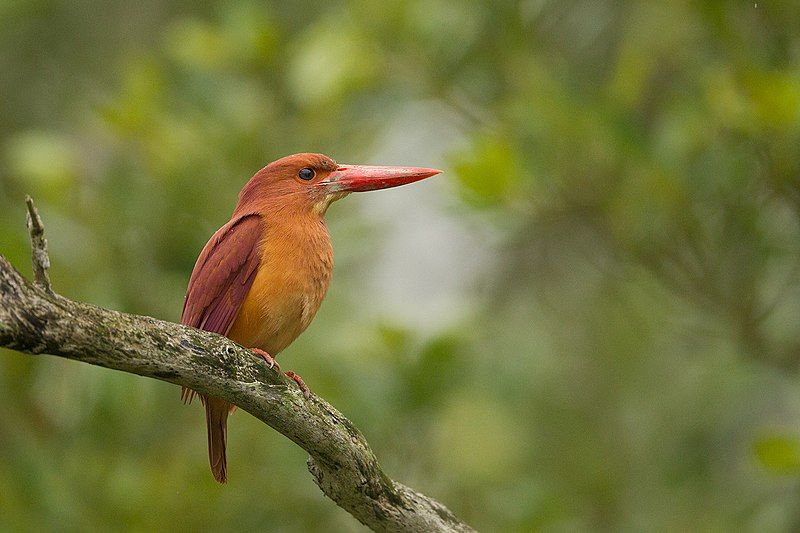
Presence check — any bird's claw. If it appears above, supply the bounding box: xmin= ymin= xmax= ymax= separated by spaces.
xmin=285 ymin=371 xmax=311 ymax=399
xmin=252 ymin=348 xmax=280 ymax=373
xmin=250 ymin=351 xmax=308 ymax=398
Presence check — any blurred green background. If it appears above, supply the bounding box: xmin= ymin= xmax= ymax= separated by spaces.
xmin=1 ymin=0 xmax=799 ymax=531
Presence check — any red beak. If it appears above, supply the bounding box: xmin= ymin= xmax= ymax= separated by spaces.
xmin=321 ymin=164 xmax=441 ymax=193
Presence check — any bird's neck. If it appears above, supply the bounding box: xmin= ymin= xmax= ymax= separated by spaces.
xmin=261 ymin=210 xmax=333 ymax=272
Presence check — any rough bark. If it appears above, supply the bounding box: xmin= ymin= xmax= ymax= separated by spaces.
xmin=0 ymin=199 xmax=474 ymax=533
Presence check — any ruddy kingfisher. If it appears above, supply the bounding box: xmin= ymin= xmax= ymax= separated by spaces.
xmin=180 ymin=153 xmax=440 ymax=483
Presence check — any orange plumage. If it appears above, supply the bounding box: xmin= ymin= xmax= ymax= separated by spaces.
xmin=181 ymin=153 xmax=440 ymax=483
xmin=227 ymin=214 xmax=333 ymax=353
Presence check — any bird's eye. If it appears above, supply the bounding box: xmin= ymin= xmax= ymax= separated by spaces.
xmin=298 ymin=168 xmax=315 ymax=181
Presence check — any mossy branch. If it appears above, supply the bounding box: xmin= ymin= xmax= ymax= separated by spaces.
xmin=0 ymin=198 xmax=473 ymax=533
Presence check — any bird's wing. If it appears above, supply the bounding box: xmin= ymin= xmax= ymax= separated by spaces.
xmin=181 ymin=213 xmax=263 ymax=335
xmin=180 ymin=213 xmax=263 ymax=405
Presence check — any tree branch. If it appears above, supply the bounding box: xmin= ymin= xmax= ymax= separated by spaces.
xmin=25 ymin=195 xmax=52 ymax=294
xmin=0 ymin=198 xmax=474 ymax=533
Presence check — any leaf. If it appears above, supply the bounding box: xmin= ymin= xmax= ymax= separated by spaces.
xmin=451 ymin=137 xmax=521 ymax=207
xmin=754 ymin=435 xmax=800 ymax=474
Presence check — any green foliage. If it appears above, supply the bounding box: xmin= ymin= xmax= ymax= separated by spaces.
xmin=1 ymin=0 xmax=800 ymax=531
xmin=755 ymin=435 xmax=800 ymax=474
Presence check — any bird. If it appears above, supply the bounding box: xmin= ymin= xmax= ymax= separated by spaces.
xmin=180 ymin=153 xmax=440 ymax=483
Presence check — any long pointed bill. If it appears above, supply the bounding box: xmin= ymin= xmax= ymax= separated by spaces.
xmin=321 ymin=164 xmax=441 ymax=193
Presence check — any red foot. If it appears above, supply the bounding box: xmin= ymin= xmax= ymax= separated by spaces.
xmin=252 ymin=348 xmax=280 ymax=373
xmin=285 ymin=371 xmax=311 ymax=399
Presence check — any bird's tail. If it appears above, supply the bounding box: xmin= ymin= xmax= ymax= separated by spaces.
xmin=202 ymin=395 xmax=231 ymax=483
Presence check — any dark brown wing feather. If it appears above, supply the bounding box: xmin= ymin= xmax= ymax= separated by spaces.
xmin=180 ymin=214 xmax=263 ymax=483
xmin=181 ymin=214 xmax=263 ymax=333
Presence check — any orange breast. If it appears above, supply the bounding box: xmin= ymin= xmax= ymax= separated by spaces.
xmin=226 ymin=217 xmax=333 ymax=355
